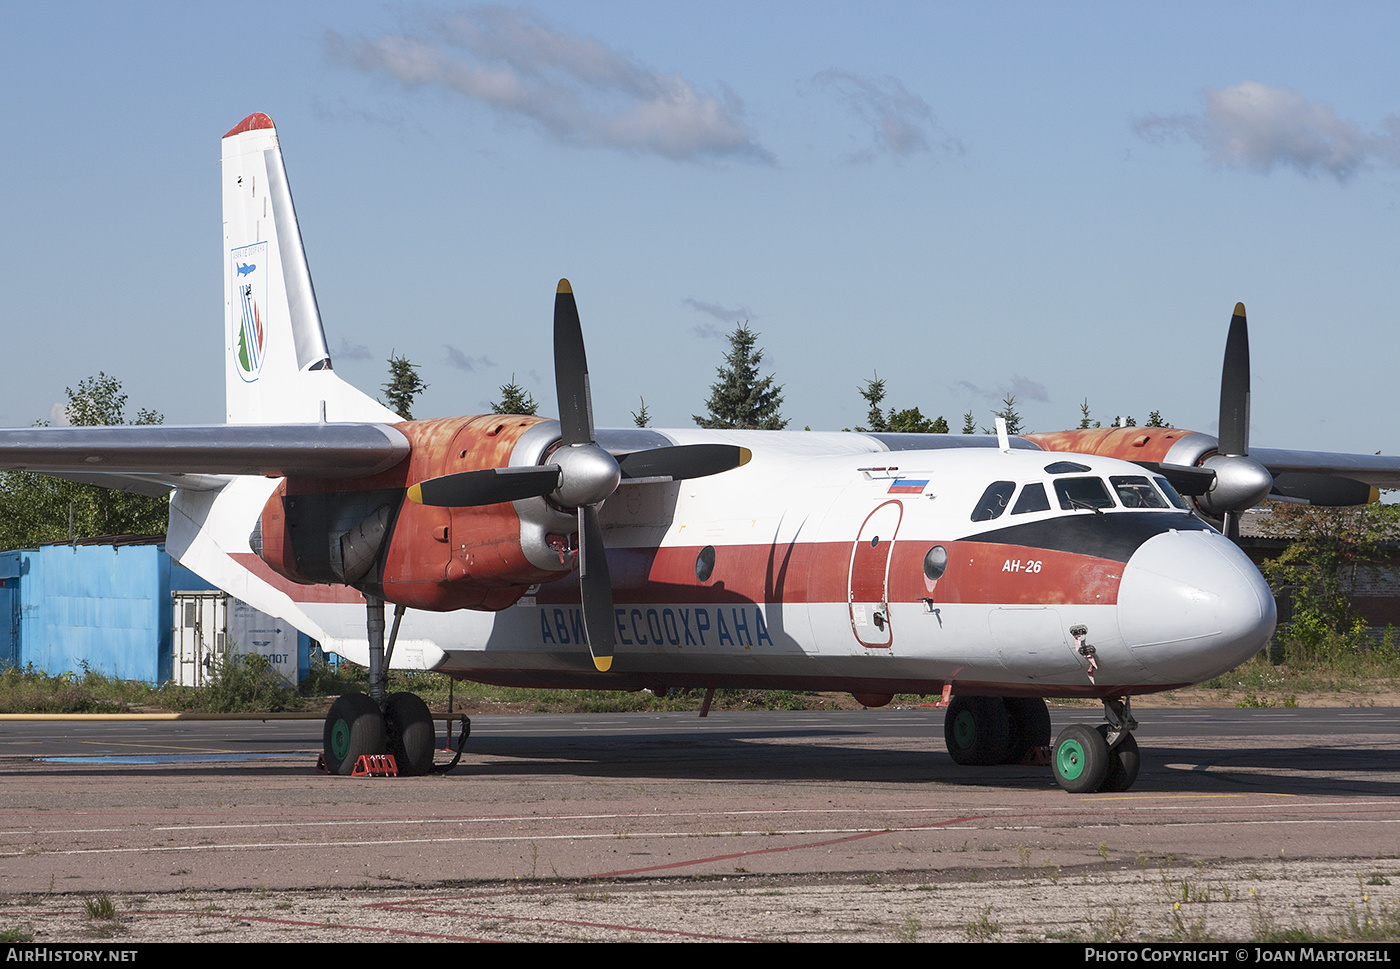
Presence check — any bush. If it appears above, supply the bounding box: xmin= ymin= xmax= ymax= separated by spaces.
xmin=185 ymin=652 xmax=298 ymax=713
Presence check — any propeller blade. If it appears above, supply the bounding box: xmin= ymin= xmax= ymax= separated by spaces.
xmin=554 ymin=279 xmax=594 ymax=447
xmin=1222 ymin=510 xmax=1241 ymax=542
xmin=576 ymin=504 xmax=615 ymax=672
xmin=407 ymin=466 xmax=561 ymax=507
xmin=1270 ymin=473 xmax=1377 ymax=507
xmin=1218 ymin=302 xmax=1251 ymax=457
xmin=617 ymin=444 xmax=752 ymax=482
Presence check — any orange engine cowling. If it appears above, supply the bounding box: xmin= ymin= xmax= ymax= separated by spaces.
xmin=251 ymin=415 xmax=578 ymax=612
xmin=1021 ymin=426 xmax=1191 ymax=463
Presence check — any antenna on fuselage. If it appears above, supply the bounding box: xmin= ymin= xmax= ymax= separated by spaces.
xmin=995 ymin=417 xmax=1011 ymax=453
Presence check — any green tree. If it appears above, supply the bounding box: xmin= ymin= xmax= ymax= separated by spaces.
xmin=631 ymin=396 xmax=651 ymax=428
xmin=490 ymin=374 xmax=538 ymax=415
xmin=852 ymin=373 xmax=949 ymax=434
xmin=693 ymin=323 xmax=787 ymax=430
xmin=961 ymin=410 xmax=976 ymax=434
xmin=1260 ymin=502 xmax=1400 ymax=658
xmin=1078 ymin=398 xmax=1100 ymax=430
xmin=381 ymin=352 xmax=428 ymax=420
xmin=0 ymin=374 xmax=168 ymax=550
xmin=985 ymin=395 xmax=1023 ymax=436
xmin=886 ymin=408 xmax=948 ymax=433
xmin=1145 ymin=410 xmax=1168 ymax=428
xmin=858 ymin=372 xmax=888 ymax=432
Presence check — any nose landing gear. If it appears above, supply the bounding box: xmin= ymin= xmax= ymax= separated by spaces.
xmin=1052 ymin=697 xmax=1139 ymax=793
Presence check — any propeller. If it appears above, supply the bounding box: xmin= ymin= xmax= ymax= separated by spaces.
xmin=1195 ymin=303 xmax=1274 ymax=540
xmin=407 ymin=279 xmax=751 ymax=672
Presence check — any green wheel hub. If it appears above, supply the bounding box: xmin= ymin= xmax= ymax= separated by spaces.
xmin=1056 ymin=738 xmax=1086 ymax=780
xmin=329 ymin=719 xmax=351 ymax=760
xmin=952 ymin=710 xmax=978 ymax=749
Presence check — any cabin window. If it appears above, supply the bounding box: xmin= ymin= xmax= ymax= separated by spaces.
xmin=1011 ymin=482 xmax=1051 ymax=515
xmin=1054 ymin=476 xmax=1115 ymax=511
xmin=1110 ymin=475 xmax=1168 ymax=508
xmin=923 ymin=545 xmax=948 ymax=580
xmin=971 ymin=481 xmax=1016 ymax=522
xmin=695 ymin=545 xmax=716 ymax=582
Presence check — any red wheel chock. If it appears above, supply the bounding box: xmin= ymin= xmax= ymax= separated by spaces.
xmin=351 ymin=754 xmax=400 ymax=776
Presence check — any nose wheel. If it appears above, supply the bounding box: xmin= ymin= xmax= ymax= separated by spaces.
xmin=1052 ymin=698 xmax=1140 ymax=793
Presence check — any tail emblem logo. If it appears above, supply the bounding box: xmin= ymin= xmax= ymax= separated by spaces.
xmin=230 ymin=243 xmax=268 ymax=382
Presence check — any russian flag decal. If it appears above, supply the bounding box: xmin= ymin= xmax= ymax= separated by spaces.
xmin=887 ymin=478 xmax=928 ymax=494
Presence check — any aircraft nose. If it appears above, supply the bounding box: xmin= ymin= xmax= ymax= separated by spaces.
xmin=1117 ymin=528 xmax=1276 ymax=684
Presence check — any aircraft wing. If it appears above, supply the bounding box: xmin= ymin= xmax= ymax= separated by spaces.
xmin=1249 ymin=447 xmax=1400 ymax=490
xmin=0 ymin=424 xmax=410 ymax=483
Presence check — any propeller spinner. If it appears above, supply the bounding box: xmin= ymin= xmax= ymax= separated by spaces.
xmin=408 ymin=279 xmax=750 ymax=672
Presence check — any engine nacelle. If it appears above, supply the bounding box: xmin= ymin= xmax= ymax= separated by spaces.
xmin=251 ymin=415 xmax=578 ymax=612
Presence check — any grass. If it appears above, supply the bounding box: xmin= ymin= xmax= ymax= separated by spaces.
xmin=4 ymin=622 xmax=1397 ymax=716
xmin=0 ymin=657 xmax=934 ymax=715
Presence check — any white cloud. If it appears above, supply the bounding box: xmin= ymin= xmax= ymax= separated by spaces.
xmin=958 ymin=375 xmax=1049 ymax=404
xmin=683 ymin=297 xmax=753 ymax=322
xmin=329 ymin=7 xmax=772 ymax=163
xmin=333 ymin=336 xmax=374 ymax=362
xmin=444 ymin=345 xmax=495 ymax=371
xmin=1135 ymin=81 xmax=1400 ymax=182
xmin=812 ymin=71 xmax=962 ymax=162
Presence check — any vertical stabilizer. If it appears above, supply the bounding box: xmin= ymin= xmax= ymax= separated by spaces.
xmin=220 ymin=114 xmax=398 ymax=425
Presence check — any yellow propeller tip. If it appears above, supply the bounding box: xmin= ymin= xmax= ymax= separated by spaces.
xmin=1233 ymin=302 xmax=1246 ymax=317
xmin=738 ymin=447 xmax=753 ymax=466
xmin=593 ymin=655 xmax=612 ymax=672
xmin=557 ymin=279 xmax=572 ymax=294
xmin=406 ymin=483 xmax=423 ymax=504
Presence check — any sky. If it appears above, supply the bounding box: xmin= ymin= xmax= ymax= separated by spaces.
xmin=3 ymin=2 xmax=1399 ymax=461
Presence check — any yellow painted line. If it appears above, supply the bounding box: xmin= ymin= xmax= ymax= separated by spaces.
xmin=0 ymin=712 xmax=320 ymax=721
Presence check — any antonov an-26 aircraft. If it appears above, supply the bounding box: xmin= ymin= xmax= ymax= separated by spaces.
xmin=7 ymin=114 xmax=1400 ymax=794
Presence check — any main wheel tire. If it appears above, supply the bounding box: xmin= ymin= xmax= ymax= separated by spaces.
xmin=1053 ymin=723 xmax=1110 ymax=793
xmin=1097 ymin=725 xmax=1141 ymax=793
xmin=323 ymin=692 xmax=386 ymax=776
xmin=944 ymin=695 xmax=1012 ymax=766
xmin=1002 ymin=697 xmax=1052 ymax=764
xmin=385 ymin=691 xmax=436 ymax=777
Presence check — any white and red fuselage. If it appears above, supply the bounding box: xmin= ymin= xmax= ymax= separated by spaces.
xmin=169 ymin=423 xmax=1276 ymax=700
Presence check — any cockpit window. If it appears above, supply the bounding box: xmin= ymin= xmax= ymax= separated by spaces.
xmin=971 ymin=481 xmax=1016 ymax=521
xmin=1054 ymin=476 xmax=1115 ymax=511
xmin=1153 ymin=475 xmax=1191 ymax=510
xmin=1110 ymin=475 xmax=1167 ymax=508
xmin=1012 ymin=481 xmax=1051 ymax=514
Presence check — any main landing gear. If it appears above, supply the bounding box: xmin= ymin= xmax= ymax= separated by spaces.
xmin=322 ymin=596 xmax=438 ymax=776
xmin=942 ymin=695 xmax=1141 ymax=793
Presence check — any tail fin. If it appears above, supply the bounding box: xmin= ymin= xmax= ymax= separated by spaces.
xmin=220 ymin=114 xmax=398 ymax=425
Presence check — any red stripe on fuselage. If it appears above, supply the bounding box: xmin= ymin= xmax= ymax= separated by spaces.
xmin=230 ymin=552 xmax=366 ymax=604
xmin=231 ymin=537 xmax=1121 ymax=612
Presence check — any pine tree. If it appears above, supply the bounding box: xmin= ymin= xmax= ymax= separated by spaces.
xmin=961 ymin=410 xmax=976 ymax=434
xmin=381 ymin=352 xmax=428 ymax=420
xmin=858 ymin=372 xmax=888 ymax=432
xmin=631 ymin=396 xmax=651 ymax=428
xmin=490 ymin=374 xmax=538 ymax=415
xmin=986 ymin=395 xmax=1023 ymax=435
xmin=693 ymin=323 xmax=787 ymax=430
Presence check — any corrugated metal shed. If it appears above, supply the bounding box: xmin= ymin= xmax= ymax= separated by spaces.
xmin=0 ymin=543 xmax=216 ymax=682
